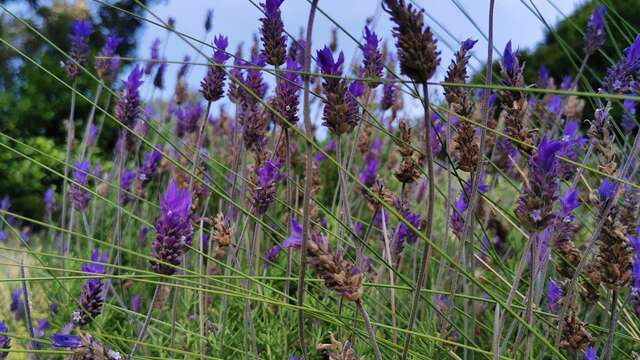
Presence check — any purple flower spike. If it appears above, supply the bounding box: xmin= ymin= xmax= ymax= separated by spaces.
xmin=70 ymin=160 xmax=91 ymax=211
xmin=145 ymin=38 xmax=161 ymax=75
xmin=0 ymin=321 xmax=10 ymax=358
xmin=533 ymin=137 xmax=563 ymax=173
xmin=515 ymin=138 xmax=562 ymax=231
xmin=177 ymin=55 xmax=191 ymax=80
xmin=50 ymin=334 xmax=81 ymax=348
xmin=584 ymin=5 xmax=606 ymax=56
xmin=73 ymin=248 xmax=108 ymax=326
xmin=260 ymin=0 xmax=286 ymax=66
xmin=138 ymin=145 xmax=163 ymax=187
xmin=119 ymin=168 xmax=136 ymax=205
xmin=175 ymin=101 xmax=203 ymax=137
xmin=151 ymin=180 xmax=193 ymax=275
xmin=266 ymin=219 xmax=303 ymax=263
xmin=10 ymin=288 xmax=24 ymax=320
xmin=583 ymin=346 xmax=598 ymax=360
xmin=604 ymin=34 xmax=640 ymax=94
xmin=502 ymin=41 xmax=517 ymax=75
xmin=598 ymin=177 xmax=617 ymax=203
xmin=130 ymin=295 xmax=142 ymax=313
xmin=96 ymin=33 xmax=122 ymax=83
xmin=44 ymin=188 xmax=55 ymax=214
xmin=0 ymin=195 xmax=9 ymax=211
xmin=538 ymin=64 xmax=550 ymax=88
xmin=317 ymin=47 xmax=344 ymax=76
xmin=362 ymin=26 xmax=383 ymax=87
xmin=252 ymin=160 xmax=283 ymax=215
xmin=461 ymin=38 xmax=478 ymax=51
xmin=546 ymin=279 xmax=562 ymax=313
xmin=622 ymin=99 xmax=637 ymax=133
xmin=273 ymin=57 xmax=303 ymax=127
xmin=65 ymin=19 xmax=93 ymax=79
xmin=115 ymin=66 xmax=144 ymax=128
xmin=358 ymin=156 xmax=379 ymax=188
xmin=560 ymin=188 xmax=581 ymax=216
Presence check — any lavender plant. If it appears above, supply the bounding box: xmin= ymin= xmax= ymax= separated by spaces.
xmin=3 ymin=2 xmax=640 ymax=360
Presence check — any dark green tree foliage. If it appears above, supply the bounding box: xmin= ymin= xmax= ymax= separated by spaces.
xmin=0 ymin=1 xmax=156 ymax=218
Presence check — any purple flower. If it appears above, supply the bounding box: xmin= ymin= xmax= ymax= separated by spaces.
xmin=533 ymin=137 xmax=563 ymax=173
xmin=50 ymin=303 xmax=58 ymax=314
xmin=138 ymin=145 xmax=163 ymax=187
xmin=0 ymin=321 xmax=10 ymax=358
xmin=70 ymin=160 xmax=91 ymax=211
xmin=393 ymin=203 xmax=421 ymax=253
xmin=622 ymin=99 xmax=637 ymax=133
xmin=115 ymin=66 xmax=144 ymax=128
xmin=358 ymin=156 xmax=379 ymax=188
xmin=362 ymin=26 xmax=383 ymax=87
xmin=175 ymin=101 xmax=203 ymax=137
xmin=433 ymin=293 xmax=447 ymax=309
xmin=252 ymin=160 xmax=283 ymax=215
xmin=50 ymin=334 xmax=81 ymax=348
xmin=201 ymin=35 xmax=231 ymax=102
xmin=538 ymin=64 xmax=550 ymax=88
xmin=290 ymin=356 xmax=301 ymax=360
xmin=177 ymin=55 xmax=190 ymax=79
xmin=204 ymin=9 xmax=214 ymax=32
xmin=560 ymin=188 xmax=581 ymax=216
xmin=265 ymin=219 xmax=302 ymax=262
xmin=317 ymin=47 xmax=344 ymax=76
xmin=0 ymin=195 xmax=9 ymax=211
xmin=584 ymin=5 xmax=606 ymax=56
xmin=10 ymin=289 xmax=24 ymax=320
xmin=603 ymin=34 xmax=640 ymax=94
xmin=44 ymin=188 xmax=55 ymax=214
xmin=583 ymin=346 xmax=598 ymax=360
xmin=260 ymin=0 xmax=286 ymax=66
xmin=451 ymin=177 xmax=488 ymax=238
xmin=130 ymin=295 xmax=142 ymax=313
xmin=501 ymin=41 xmax=519 ymax=77
xmin=557 ymin=120 xmax=587 ymax=180
xmin=65 ymin=19 xmax=93 ymax=79
xmin=151 ymin=181 xmax=193 ymax=275
xmin=145 ymin=38 xmax=161 ymax=75
xmin=153 ymin=62 xmax=167 ymax=90
xmin=96 ymin=33 xmax=122 ymax=83
xmin=546 ymin=95 xmax=562 ymax=116
xmin=119 ymin=168 xmax=136 ymax=205
xmin=33 ymin=319 xmax=48 ymax=349
xmin=515 ymin=138 xmax=562 ymax=231
xmin=561 ymin=75 xmax=574 ymax=90
xmin=546 ymin=279 xmax=562 ymax=313
xmin=273 ymin=57 xmax=302 ymax=127
xmin=73 ymin=248 xmax=108 ymax=326
xmin=598 ymin=177 xmax=617 ymax=203
xmin=461 ymin=38 xmax=478 ymax=51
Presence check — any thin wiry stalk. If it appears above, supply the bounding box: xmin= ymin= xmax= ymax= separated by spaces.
xmin=130 ymin=283 xmax=161 ymax=359
xmin=603 ymin=290 xmax=619 ymax=360
xmin=401 ymin=83 xmax=435 ymax=360
xmin=297 ymin=1 xmax=319 ymax=358
xmin=356 ymin=300 xmax=383 ymax=360
xmin=460 ymin=0 xmax=495 ymax=352
xmin=59 ymin=80 xmax=77 ymax=255
xmin=198 ymin=220 xmax=207 ymax=360
xmin=379 ymin=209 xmax=398 ymax=347
xmin=243 ymin=220 xmax=260 ymax=358
xmin=78 ymin=82 xmax=104 ymax=161
xmin=20 ymin=258 xmax=38 ymax=358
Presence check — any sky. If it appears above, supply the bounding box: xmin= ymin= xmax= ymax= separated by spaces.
xmin=134 ymin=0 xmax=584 ymax=101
